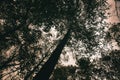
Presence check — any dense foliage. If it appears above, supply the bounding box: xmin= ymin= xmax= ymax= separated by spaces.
xmin=1 ymin=0 xmax=119 ymax=80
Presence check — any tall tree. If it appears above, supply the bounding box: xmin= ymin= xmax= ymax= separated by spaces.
xmin=33 ymin=0 xmax=108 ymax=80
xmin=33 ymin=28 xmax=71 ymax=80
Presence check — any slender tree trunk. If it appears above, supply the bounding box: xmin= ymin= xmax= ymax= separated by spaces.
xmin=33 ymin=29 xmax=71 ymax=80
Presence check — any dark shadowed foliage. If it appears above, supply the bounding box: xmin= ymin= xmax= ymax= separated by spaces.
xmin=0 ymin=0 xmax=110 ymax=80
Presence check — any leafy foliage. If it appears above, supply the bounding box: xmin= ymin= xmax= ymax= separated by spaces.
xmin=106 ymin=23 xmax=120 ymax=46
xmin=50 ymin=66 xmax=76 ymax=80
xmin=0 ymin=0 xmax=110 ymax=79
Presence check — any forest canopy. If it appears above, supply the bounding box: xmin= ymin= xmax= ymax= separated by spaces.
xmin=0 ymin=0 xmax=120 ymax=80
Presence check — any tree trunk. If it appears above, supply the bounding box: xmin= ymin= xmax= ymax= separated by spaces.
xmin=33 ymin=29 xmax=71 ymax=80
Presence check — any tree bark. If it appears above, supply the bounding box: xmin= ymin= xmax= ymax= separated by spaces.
xmin=33 ymin=29 xmax=71 ymax=80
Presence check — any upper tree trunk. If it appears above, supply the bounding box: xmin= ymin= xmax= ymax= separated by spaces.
xmin=33 ymin=29 xmax=71 ymax=80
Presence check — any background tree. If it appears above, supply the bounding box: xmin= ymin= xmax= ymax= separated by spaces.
xmin=0 ymin=0 xmax=62 ymax=79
